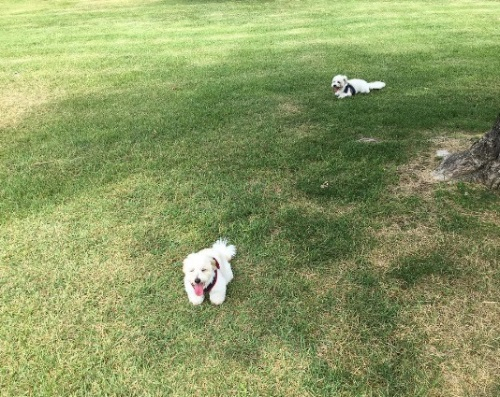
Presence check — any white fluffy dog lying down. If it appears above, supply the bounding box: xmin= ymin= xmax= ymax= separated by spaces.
xmin=182 ymin=239 xmax=236 ymax=305
xmin=331 ymin=74 xmax=386 ymax=98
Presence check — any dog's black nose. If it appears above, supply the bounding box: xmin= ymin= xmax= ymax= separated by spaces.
xmin=194 ymin=278 xmax=201 ymax=284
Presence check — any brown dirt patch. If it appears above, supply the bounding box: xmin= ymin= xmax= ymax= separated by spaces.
xmin=393 ymin=135 xmax=477 ymax=197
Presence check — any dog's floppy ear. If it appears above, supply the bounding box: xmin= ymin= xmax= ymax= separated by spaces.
xmin=210 ymin=257 xmax=218 ymax=270
xmin=342 ymin=76 xmax=348 ymax=85
xmin=210 ymin=257 xmax=221 ymax=270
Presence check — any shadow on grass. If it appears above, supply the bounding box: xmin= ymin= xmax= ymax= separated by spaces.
xmin=389 ymin=252 xmax=458 ymax=287
xmin=2 ymin=39 xmax=498 ymax=222
xmin=277 ymin=208 xmax=365 ymax=265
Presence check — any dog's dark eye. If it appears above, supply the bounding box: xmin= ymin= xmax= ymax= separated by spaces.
xmin=201 ymin=268 xmax=207 ymax=272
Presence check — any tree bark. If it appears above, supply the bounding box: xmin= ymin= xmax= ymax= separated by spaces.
xmin=433 ymin=114 xmax=500 ymax=189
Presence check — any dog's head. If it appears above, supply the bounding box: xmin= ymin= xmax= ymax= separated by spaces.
xmin=331 ymin=75 xmax=348 ymax=92
xmin=183 ymin=253 xmax=218 ymax=297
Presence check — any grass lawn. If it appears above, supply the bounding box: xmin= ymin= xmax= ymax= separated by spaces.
xmin=1 ymin=0 xmax=499 ymax=395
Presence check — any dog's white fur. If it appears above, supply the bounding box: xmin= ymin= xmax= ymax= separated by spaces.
xmin=331 ymin=74 xmax=385 ymax=98
xmin=182 ymin=239 xmax=236 ymax=305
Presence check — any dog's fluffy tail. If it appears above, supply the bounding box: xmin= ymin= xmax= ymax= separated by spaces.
xmin=368 ymin=81 xmax=386 ymax=90
xmin=212 ymin=239 xmax=236 ymax=261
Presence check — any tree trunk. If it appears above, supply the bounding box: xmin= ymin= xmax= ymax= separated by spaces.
xmin=433 ymin=114 xmax=500 ymax=189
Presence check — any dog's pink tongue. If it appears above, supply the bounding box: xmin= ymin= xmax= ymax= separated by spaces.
xmin=194 ymin=284 xmax=204 ymax=296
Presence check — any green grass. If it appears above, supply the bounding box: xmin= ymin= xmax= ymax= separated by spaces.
xmin=1 ymin=0 xmax=500 ymax=396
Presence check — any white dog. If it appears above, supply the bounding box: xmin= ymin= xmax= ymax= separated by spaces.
xmin=331 ymin=74 xmax=385 ymax=98
xmin=182 ymin=239 xmax=236 ymax=305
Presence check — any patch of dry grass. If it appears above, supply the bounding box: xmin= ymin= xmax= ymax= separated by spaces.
xmin=392 ymin=134 xmax=477 ymax=197
xmin=415 ymin=295 xmax=500 ymax=397
xmin=0 ymin=83 xmax=56 ymax=129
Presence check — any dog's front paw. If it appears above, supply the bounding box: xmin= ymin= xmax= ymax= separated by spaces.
xmin=209 ymin=293 xmax=226 ymax=305
xmin=189 ymin=295 xmax=204 ymax=305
